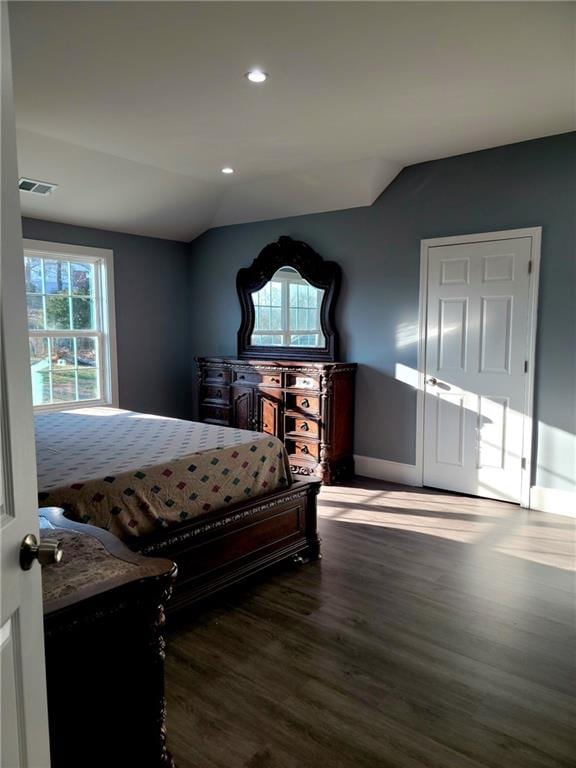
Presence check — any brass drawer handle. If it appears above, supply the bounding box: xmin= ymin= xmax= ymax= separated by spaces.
xmin=239 ymin=374 xmax=245 ymax=380
xmin=299 ymin=423 xmax=309 ymax=431
xmin=300 ymin=445 xmax=309 ymax=455
xmin=301 ymin=398 xmax=310 ymax=408
xmin=216 ymin=389 xmax=222 ymax=398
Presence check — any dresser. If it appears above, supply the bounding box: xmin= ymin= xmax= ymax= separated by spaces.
xmin=196 ymin=357 xmax=356 ymax=484
xmin=40 ymin=508 xmax=177 ymax=768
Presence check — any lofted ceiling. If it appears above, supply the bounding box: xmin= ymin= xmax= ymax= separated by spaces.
xmin=10 ymin=1 xmax=575 ymax=242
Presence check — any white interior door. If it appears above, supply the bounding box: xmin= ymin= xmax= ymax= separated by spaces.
xmin=422 ymin=233 xmax=538 ymax=503
xmin=1 ymin=5 xmax=51 ymax=766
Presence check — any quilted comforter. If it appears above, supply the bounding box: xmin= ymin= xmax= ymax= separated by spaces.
xmin=35 ymin=407 xmax=291 ymax=540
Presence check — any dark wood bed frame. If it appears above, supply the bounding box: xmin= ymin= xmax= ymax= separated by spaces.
xmin=127 ymin=476 xmax=322 ymax=612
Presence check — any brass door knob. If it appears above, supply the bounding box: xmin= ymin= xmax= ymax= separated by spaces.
xmin=20 ymin=534 xmax=63 ymax=571
xmin=427 ymin=377 xmax=438 ymax=386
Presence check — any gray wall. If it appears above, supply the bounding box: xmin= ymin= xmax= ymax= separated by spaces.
xmin=188 ymin=132 xmax=576 ymax=493
xmin=22 ymin=217 xmax=192 ymax=420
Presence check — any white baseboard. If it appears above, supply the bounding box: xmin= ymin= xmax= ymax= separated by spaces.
xmin=354 ymin=455 xmax=420 ymax=486
xmin=530 ymin=486 xmax=576 ymax=518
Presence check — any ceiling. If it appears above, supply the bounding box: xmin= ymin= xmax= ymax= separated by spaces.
xmin=10 ymin=1 xmax=575 ymax=242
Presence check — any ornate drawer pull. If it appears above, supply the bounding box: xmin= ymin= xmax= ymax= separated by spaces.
xmin=216 ymin=390 xmax=222 ymax=398
xmin=239 ymin=374 xmax=245 ymax=380
xmin=299 ymin=423 xmax=309 ymax=431
xmin=301 ymin=398 xmax=310 ymax=408
xmin=300 ymin=445 xmax=309 ymax=455
xmin=271 ymin=377 xmax=280 ymax=383
xmin=217 ymin=372 xmax=223 ymax=377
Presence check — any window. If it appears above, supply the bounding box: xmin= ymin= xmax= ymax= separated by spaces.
xmin=23 ymin=240 xmax=118 ymax=410
xmin=251 ymin=267 xmax=324 ymax=348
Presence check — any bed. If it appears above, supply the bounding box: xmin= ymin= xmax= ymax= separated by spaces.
xmin=35 ymin=407 xmax=321 ymax=610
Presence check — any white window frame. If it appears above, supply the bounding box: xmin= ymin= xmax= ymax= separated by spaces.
xmin=23 ymin=239 xmax=119 ymax=412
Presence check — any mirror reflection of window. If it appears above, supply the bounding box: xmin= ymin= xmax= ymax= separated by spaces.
xmin=251 ymin=267 xmax=325 ymax=348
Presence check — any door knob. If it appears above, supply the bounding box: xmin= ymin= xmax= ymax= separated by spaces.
xmin=20 ymin=534 xmax=63 ymax=571
xmin=427 ymin=377 xmax=438 ymax=386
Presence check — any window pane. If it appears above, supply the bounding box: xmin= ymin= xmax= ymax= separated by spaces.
xmin=76 ymin=337 xmax=98 ymax=367
xmin=71 ymin=262 xmax=93 ymax=296
xmin=29 ymin=337 xmax=51 ymax=407
xmin=252 ymin=334 xmax=283 ymax=346
xmin=52 ymin=337 xmax=75 ymax=369
xmin=25 ymin=257 xmax=43 ymax=293
xmin=27 ymin=295 xmax=44 ymax=330
xmin=46 ymin=295 xmax=71 ymax=329
xmin=259 ymin=308 xmax=270 ymax=330
xmin=308 ymin=308 xmax=317 ymax=330
xmin=29 ymin=337 xmax=50 ymax=366
xmin=78 ymin=369 xmax=99 ymax=400
xmin=290 ymin=334 xmax=318 ymax=346
xmin=72 ymin=297 xmax=94 ymax=329
xmin=270 ymin=306 xmax=282 ymax=331
xmin=309 ymin=288 xmax=318 ymax=308
xmin=31 ymin=370 xmax=51 ymax=406
xmin=43 ymin=260 xmax=70 ymax=295
xmin=289 ymin=284 xmax=298 ymax=308
xmin=271 ymin=281 xmax=282 ymax=306
xmin=52 ymin=371 xmax=77 ymax=403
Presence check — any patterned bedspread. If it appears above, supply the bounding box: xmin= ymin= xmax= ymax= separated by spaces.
xmin=35 ymin=407 xmax=291 ymax=540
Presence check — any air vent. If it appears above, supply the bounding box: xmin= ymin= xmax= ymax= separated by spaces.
xmin=18 ymin=178 xmax=58 ymax=195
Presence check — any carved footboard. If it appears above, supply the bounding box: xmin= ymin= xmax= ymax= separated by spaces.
xmin=132 ymin=478 xmax=321 ymax=612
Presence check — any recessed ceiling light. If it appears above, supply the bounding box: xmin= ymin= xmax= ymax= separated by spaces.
xmin=245 ymin=69 xmax=268 ymax=84
xmin=221 ymin=167 xmax=235 ymax=175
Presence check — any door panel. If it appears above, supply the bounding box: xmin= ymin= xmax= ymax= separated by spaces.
xmin=423 ymin=236 xmax=533 ymax=502
xmin=1 ymin=5 xmax=51 ymax=764
xmin=231 ymin=387 xmax=253 ymax=431
xmin=480 ymin=296 xmax=513 ymax=373
xmin=437 ymin=298 xmax=467 ymax=371
xmin=435 ymin=393 xmax=465 ymax=466
xmin=256 ymin=389 xmax=281 ymax=438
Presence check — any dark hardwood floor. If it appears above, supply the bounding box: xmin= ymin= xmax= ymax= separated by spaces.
xmin=165 ymin=479 xmax=576 ymax=768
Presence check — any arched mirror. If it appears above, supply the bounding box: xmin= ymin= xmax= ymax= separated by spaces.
xmin=237 ymin=236 xmax=341 ymax=361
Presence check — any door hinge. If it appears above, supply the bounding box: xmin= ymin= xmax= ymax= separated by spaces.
xmin=528 ymin=260 xmax=533 ymax=274
xmin=524 ymin=360 xmax=528 ymax=373
xmin=521 ymin=457 xmax=527 ymax=470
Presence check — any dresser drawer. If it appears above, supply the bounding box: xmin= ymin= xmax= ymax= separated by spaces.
xmin=286 ymin=393 xmax=320 ymax=416
xmin=234 ymin=370 xmax=283 ymax=387
xmin=286 ymin=373 xmax=319 ymax=390
xmin=285 ymin=415 xmax=319 ymax=438
xmin=202 ymin=366 xmax=230 ymax=385
xmin=200 ymin=404 xmax=230 ymax=425
xmin=286 ymin=439 xmax=319 ymax=461
xmin=201 ymin=384 xmax=229 ymax=404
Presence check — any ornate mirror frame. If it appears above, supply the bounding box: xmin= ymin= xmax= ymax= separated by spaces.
xmin=237 ymin=236 xmax=341 ymax=361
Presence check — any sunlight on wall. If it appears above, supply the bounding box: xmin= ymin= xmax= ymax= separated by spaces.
xmin=536 ymin=422 xmax=576 ymax=493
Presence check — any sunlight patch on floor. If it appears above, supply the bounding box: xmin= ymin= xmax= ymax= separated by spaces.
xmin=318 ymin=484 xmax=576 ymax=569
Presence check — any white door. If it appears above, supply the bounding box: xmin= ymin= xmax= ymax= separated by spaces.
xmin=1 ymin=4 xmax=52 ymax=766
xmin=422 ymin=232 xmax=539 ymax=503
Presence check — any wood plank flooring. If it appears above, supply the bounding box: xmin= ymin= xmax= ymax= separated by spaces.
xmin=165 ymin=480 xmax=576 ymax=768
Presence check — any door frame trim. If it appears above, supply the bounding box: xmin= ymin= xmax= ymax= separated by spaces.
xmin=416 ymin=227 xmax=542 ymax=507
